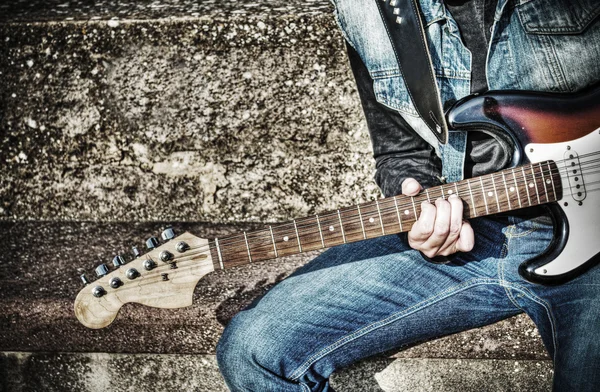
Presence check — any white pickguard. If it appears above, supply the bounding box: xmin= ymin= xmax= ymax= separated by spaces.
xmin=525 ymin=128 xmax=600 ymax=277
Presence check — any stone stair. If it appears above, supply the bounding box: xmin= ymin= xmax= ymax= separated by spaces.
xmin=0 ymin=2 xmax=552 ymax=391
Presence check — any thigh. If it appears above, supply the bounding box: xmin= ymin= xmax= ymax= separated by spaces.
xmin=222 ymin=217 xmax=522 ymax=387
xmin=499 ymin=213 xmax=600 ymax=391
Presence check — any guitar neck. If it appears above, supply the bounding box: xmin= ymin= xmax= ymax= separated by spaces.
xmin=209 ymin=160 xmax=562 ymax=270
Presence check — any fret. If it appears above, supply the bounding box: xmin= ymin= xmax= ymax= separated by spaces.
xmin=521 ymin=166 xmax=532 ymax=206
xmin=316 ymin=214 xmax=326 ymax=248
xmin=501 ymin=172 xmax=512 ymax=210
xmin=440 ymin=186 xmax=446 ymax=200
xmin=293 ymin=219 xmax=302 ymax=253
xmin=356 ymin=204 xmax=367 ymax=239
xmin=243 ymin=232 xmax=252 ymax=263
xmin=425 ymin=188 xmax=431 ymax=203
xmin=411 ymin=196 xmax=418 ymax=218
xmin=393 ymin=196 xmax=403 ymax=231
xmin=490 ymin=174 xmax=501 ymax=212
xmin=538 ymin=162 xmax=549 ymax=203
xmin=479 ymin=177 xmax=490 ymax=215
xmin=547 ymin=161 xmax=557 ymax=200
xmin=214 ymin=238 xmax=224 ymax=270
xmin=375 ymin=200 xmax=385 ymax=235
xmin=337 ymin=210 xmax=347 ymax=243
xmin=467 ymin=179 xmax=477 ymax=217
xmin=511 ymin=168 xmax=523 ymax=208
xmin=530 ymin=166 xmax=541 ymax=204
xmin=269 ymin=226 xmax=278 ymax=258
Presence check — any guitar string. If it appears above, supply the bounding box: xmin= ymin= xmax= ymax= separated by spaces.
xmin=108 ymin=154 xmax=600 ymax=269
xmin=166 ymin=166 xmax=600 ymax=263
xmin=100 ymin=177 xmax=600 ymax=297
xmin=177 ymin=152 xmax=600 ymax=256
xmin=174 ymin=163 xmax=574 ymax=255
xmin=195 ymin=163 xmax=599 ymax=258
xmin=100 ymin=178 xmax=600 ymax=291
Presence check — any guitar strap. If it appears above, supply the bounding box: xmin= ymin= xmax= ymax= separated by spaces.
xmin=375 ymin=0 xmax=449 ymax=145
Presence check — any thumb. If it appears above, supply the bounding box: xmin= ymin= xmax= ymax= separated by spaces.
xmin=401 ymin=178 xmax=422 ymax=196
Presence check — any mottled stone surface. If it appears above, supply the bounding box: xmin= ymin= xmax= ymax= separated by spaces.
xmin=0 ymin=13 xmax=378 ymax=223
xmin=0 ymin=0 xmax=333 ymax=23
xmin=0 ymin=352 xmax=553 ymax=392
xmin=333 ymin=358 xmax=554 ymax=391
xmin=0 ymin=221 xmax=549 ymax=359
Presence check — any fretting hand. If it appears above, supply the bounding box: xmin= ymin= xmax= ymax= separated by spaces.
xmin=402 ymin=178 xmax=475 ymax=258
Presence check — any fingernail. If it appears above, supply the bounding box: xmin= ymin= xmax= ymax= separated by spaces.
xmin=449 ymin=194 xmax=459 ymax=199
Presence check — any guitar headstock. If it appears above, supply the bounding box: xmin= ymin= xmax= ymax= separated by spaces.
xmin=74 ymin=230 xmax=214 ymax=329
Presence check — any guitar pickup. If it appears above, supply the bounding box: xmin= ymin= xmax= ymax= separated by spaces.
xmin=564 ymin=149 xmax=586 ymax=203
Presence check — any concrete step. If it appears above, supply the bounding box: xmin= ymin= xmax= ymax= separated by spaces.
xmin=0 ymin=0 xmax=378 ymax=224
xmin=0 ymin=220 xmax=548 ymax=359
xmin=0 ymin=352 xmax=553 ymax=392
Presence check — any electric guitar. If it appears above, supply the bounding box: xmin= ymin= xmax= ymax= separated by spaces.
xmin=75 ymin=85 xmax=600 ymax=329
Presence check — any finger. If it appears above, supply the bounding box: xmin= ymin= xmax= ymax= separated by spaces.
xmin=447 ymin=194 xmax=464 ymax=243
xmin=437 ymin=219 xmax=475 ymax=256
xmin=408 ymin=201 xmax=437 ymax=244
xmin=401 ymin=178 xmax=422 ymax=196
xmin=455 ymin=220 xmax=475 ymax=253
xmin=418 ymin=198 xmax=451 ymax=253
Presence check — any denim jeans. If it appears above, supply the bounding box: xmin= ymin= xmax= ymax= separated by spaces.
xmin=217 ymin=213 xmax=600 ymax=391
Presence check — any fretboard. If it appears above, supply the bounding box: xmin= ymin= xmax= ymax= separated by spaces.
xmin=209 ymin=161 xmax=562 ymax=270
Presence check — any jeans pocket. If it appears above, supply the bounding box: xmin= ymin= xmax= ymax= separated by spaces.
xmin=517 ymin=0 xmax=600 ymax=35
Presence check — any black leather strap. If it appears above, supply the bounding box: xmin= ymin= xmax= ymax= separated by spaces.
xmin=375 ymin=0 xmax=448 ymax=145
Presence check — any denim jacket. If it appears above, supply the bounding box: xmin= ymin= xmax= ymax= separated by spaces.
xmin=332 ymin=0 xmax=600 ymax=196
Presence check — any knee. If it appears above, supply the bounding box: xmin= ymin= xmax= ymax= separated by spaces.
xmin=217 ymin=313 xmax=285 ymax=390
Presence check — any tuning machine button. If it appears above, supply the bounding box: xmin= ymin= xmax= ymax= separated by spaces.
xmin=95 ymin=264 xmax=109 ymax=277
xmin=125 ymin=268 xmax=140 ymax=280
xmin=92 ymin=286 xmax=106 ymax=298
xmin=132 ymin=246 xmax=141 ymax=258
xmin=143 ymin=259 xmax=156 ymax=271
xmin=161 ymin=228 xmax=175 ymax=241
xmin=146 ymin=237 xmax=159 ymax=250
xmin=112 ymin=255 xmax=125 ymax=268
xmin=159 ymin=250 xmax=174 ymax=262
xmin=109 ymin=277 xmax=123 ymax=289
xmin=176 ymin=241 xmax=189 ymax=253
xmin=80 ymin=274 xmax=90 ymax=286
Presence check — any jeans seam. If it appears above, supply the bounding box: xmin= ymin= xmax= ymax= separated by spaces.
xmin=288 ymin=278 xmax=502 ymax=381
xmin=500 ymin=221 xmax=557 ymax=362
xmin=503 ymin=283 xmax=558 ymax=363
xmin=499 ymin=228 xmax=524 ymax=310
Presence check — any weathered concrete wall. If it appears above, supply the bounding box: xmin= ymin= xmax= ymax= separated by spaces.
xmin=0 ymin=12 xmax=378 ymax=223
xmin=1 ymin=352 xmax=553 ymax=392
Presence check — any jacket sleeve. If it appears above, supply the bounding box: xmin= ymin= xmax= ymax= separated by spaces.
xmin=346 ymin=43 xmax=443 ymax=197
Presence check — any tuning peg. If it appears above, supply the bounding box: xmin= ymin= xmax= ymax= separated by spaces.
xmin=146 ymin=237 xmax=159 ymax=250
xmin=132 ymin=246 xmax=141 ymax=258
xmin=95 ymin=264 xmax=109 ymax=277
xmin=80 ymin=274 xmax=90 ymax=286
xmin=112 ymin=255 xmax=125 ymax=268
xmin=161 ymin=228 xmax=176 ymax=241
